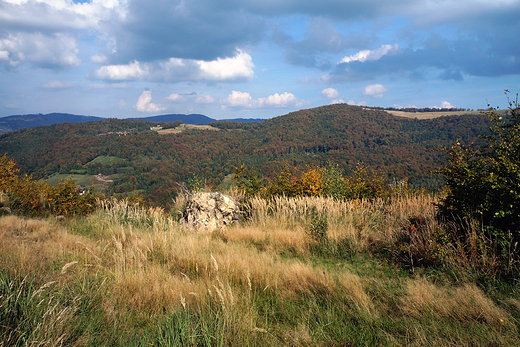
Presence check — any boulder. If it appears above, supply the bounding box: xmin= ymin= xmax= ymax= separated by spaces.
xmin=183 ymin=192 xmax=240 ymax=231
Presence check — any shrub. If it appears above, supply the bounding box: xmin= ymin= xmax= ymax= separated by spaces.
xmin=0 ymin=154 xmax=101 ymax=216
xmin=436 ymin=91 xmax=520 ymax=278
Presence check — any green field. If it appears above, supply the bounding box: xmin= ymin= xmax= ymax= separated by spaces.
xmin=84 ymin=155 xmax=126 ymax=167
xmin=45 ymin=173 xmax=115 ymax=192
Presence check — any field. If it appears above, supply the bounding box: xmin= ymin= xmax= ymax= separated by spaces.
xmin=45 ymin=173 xmax=116 ymax=193
xmin=385 ymin=109 xmax=509 ymax=119
xmin=158 ymin=124 xmax=221 ymax=134
xmin=1 ymin=194 xmax=519 ymax=346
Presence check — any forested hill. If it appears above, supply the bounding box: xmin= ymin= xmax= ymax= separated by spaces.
xmin=0 ymin=104 xmax=491 ymax=206
xmin=0 ymin=112 xmax=265 ymax=134
xmin=0 ymin=113 xmax=104 ymax=133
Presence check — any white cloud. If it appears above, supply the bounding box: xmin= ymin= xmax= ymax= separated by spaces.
xmin=196 ymin=95 xmax=215 ymax=104
xmin=90 ymin=60 xmax=149 ymax=80
xmin=90 ymin=53 xmax=108 ymax=64
xmin=197 ymin=50 xmax=254 ymax=81
xmin=224 ymin=91 xmax=304 ymax=108
xmin=257 ymin=92 xmax=299 ymax=107
xmin=225 ymin=91 xmax=254 ymax=107
xmin=321 ymin=87 xmax=339 ymax=99
xmin=135 ymin=90 xmax=165 ymax=113
xmin=0 ymin=0 xmax=122 ymax=69
xmin=0 ymin=32 xmax=80 ymax=68
xmin=90 ymin=50 xmax=255 ymax=83
xmin=166 ymin=93 xmax=187 ymax=102
xmin=362 ymin=84 xmax=388 ymax=99
xmin=347 ymin=100 xmax=367 ymax=106
xmin=330 ymin=99 xmax=345 ymax=104
xmin=339 ymin=44 xmax=399 ymax=64
xmin=0 ymin=51 xmax=9 ymax=60
xmin=41 ymin=80 xmax=73 ymax=89
xmin=440 ymin=101 xmax=454 ymax=108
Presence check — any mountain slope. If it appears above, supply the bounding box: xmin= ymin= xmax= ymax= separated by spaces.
xmin=0 ymin=112 xmax=265 ymax=134
xmin=132 ymin=113 xmax=215 ymax=124
xmin=0 ymin=104 xmax=491 ymax=206
xmin=0 ymin=113 xmax=105 ymax=133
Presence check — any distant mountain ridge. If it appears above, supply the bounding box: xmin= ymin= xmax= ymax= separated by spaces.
xmin=0 ymin=112 xmax=264 ymax=133
xmin=0 ymin=113 xmax=104 ymax=133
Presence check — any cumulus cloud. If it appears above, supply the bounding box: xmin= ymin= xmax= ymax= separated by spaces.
xmin=166 ymin=93 xmax=187 ymax=102
xmin=135 ymin=90 xmax=165 ymax=113
xmin=440 ymin=101 xmax=454 ymax=108
xmin=338 ymin=44 xmax=399 ymax=64
xmin=198 ymin=51 xmax=255 ymax=81
xmin=257 ymin=92 xmax=300 ymax=107
xmin=321 ymin=88 xmax=340 ymax=99
xmin=0 ymin=0 xmax=120 ymax=69
xmin=224 ymin=91 xmax=304 ymax=108
xmin=226 ymin=91 xmax=254 ymax=107
xmin=196 ymin=95 xmax=215 ymax=104
xmin=0 ymin=32 xmax=80 ymax=68
xmin=89 ymin=60 xmax=149 ymax=81
xmin=106 ymin=0 xmax=264 ymax=63
xmin=363 ymin=84 xmax=388 ymax=99
xmin=89 ymin=50 xmax=254 ymax=83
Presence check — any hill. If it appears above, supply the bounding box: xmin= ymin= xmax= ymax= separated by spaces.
xmin=0 ymin=104 xmax=491 ymax=206
xmin=0 ymin=112 xmax=265 ymax=134
xmin=132 ymin=113 xmax=216 ymax=124
xmin=0 ymin=113 xmax=105 ymax=133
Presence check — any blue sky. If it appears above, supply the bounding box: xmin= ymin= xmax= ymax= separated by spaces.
xmin=1 ymin=0 xmax=519 ymax=120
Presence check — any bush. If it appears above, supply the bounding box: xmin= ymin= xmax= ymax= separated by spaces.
xmin=436 ymin=91 xmax=520 ymax=277
xmin=234 ymin=162 xmax=398 ymax=201
xmin=0 ymin=154 xmax=102 ymax=216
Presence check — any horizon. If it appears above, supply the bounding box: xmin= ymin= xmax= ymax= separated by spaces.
xmin=1 ymin=1 xmax=519 ymax=120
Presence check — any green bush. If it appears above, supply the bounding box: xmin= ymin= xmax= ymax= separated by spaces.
xmin=436 ymin=91 xmax=520 ymax=277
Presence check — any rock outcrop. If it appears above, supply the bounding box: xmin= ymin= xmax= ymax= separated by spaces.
xmin=183 ymin=192 xmax=240 ymax=231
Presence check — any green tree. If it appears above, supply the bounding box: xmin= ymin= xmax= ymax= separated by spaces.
xmin=437 ymin=91 xmax=520 ymax=261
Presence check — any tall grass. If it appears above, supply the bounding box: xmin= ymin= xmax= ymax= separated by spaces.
xmin=1 ymin=195 xmax=518 ymax=346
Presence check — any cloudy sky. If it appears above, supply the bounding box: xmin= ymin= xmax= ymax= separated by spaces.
xmin=1 ymin=0 xmax=519 ymax=120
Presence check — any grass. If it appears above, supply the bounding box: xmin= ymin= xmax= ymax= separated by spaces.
xmin=1 ymin=195 xmax=519 ymax=346
xmin=83 ymin=155 xmax=126 ymax=167
xmin=45 ymin=172 xmax=123 ymax=193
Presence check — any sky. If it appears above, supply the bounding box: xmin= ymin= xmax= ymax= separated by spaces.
xmin=1 ymin=0 xmax=519 ymax=120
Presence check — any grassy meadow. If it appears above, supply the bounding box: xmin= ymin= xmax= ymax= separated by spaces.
xmin=1 ymin=194 xmax=519 ymax=346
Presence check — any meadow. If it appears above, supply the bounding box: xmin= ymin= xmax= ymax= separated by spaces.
xmin=1 ymin=194 xmax=519 ymax=346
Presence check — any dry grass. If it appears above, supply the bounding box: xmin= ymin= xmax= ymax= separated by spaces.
xmin=244 ymin=194 xmax=437 ymax=251
xmin=401 ymin=278 xmax=512 ymax=326
xmin=385 ymin=110 xmax=482 ymax=119
xmin=337 ymin=271 xmax=378 ymax=319
xmin=0 ymin=215 xmax=101 ymax=277
xmin=157 ymin=123 xmax=221 ymax=135
xmin=1 ymin=194 xmax=518 ymax=346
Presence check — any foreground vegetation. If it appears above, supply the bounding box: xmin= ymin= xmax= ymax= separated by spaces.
xmin=1 ymin=93 xmax=519 ymax=345
xmin=1 ymin=195 xmax=519 ymax=346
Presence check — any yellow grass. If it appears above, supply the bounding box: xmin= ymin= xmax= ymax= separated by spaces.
xmin=157 ymin=123 xmax=221 ymax=134
xmin=1 ymin=194 xmax=518 ymax=345
xmin=401 ymin=278 xmax=512 ymax=326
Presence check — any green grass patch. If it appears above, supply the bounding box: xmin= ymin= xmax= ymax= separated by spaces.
xmin=84 ymin=155 xmax=126 ymax=167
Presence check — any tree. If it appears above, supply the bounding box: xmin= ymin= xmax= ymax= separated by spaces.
xmin=437 ymin=91 xmax=520 ymax=256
